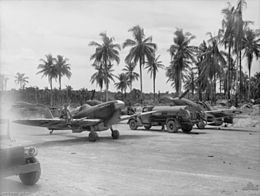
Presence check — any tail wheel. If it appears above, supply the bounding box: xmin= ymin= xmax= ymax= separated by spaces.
xmin=89 ymin=131 xmax=98 ymax=142
xmin=19 ymin=158 xmax=41 ymax=185
xmin=166 ymin=120 xmax=178 ymax=133
xmin=111 ymin=130 xmax=120 ymax=139
xmin=129 ymin=119 xmax=138 ymax=130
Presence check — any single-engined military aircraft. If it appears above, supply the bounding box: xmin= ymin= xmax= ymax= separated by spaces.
xmin=10 ymin=100 xmax=154 ymax=142
xmin=160 ymin=91 xmax=241 ymax=129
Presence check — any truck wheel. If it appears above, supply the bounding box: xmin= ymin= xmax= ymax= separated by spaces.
xmin=182 ymin=124 xmax=193 ymax=133
xmin=196 ymin=121 xmax=205 ymax=129
xmin=144 ymin=124 xmax=151 ymax=130
xmin=166 ymin=120 xmax=178 ymax=133
xmin=111 ymin=130 xmax=120 ymax=139
xmin=129 ymin=119 xmax=138 ymax=130
xmin=19 ymin=158 xmax=41 ymax=185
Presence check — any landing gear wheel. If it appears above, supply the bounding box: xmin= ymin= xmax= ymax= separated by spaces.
xmin=19 ymin=158 xmax=41 ymax=185
xmin=196 ymin=121 xmax=205 ymax=129
xmin=182 ymin=124 xmax=193 ymax=133
xmin=49 ymin=130 xmax=54 ymax=135
xmin=111 ymin=130 xmax=120 ymax=139
xmin=166 ymin=120 xmax=178 ymax=133
xmin=129 ymin=119 xmax=138 ymax=130
xmin=88 ymin=131 xmax=98 ymax=142
xmin=144 ymin=124 xmax=152 ymax=130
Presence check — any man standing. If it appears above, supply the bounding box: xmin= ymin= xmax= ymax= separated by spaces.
xmin=60 ymin=104 xmax=72 ymax=126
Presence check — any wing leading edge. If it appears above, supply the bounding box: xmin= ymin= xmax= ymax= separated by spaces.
xmin=13 ymin=118 xmax=102 ymax=130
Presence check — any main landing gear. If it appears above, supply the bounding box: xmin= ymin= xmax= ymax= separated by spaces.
xmin=88 ymin=128 xmax=120 ymax=142
xmin=111 ymin=128 xmax=120 ymax=139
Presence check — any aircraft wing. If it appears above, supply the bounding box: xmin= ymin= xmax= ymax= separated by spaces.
xmin=205 ymin=108 xmax=241 ymax=118
xmin=120 ymin=111 xmax=156 ymax=121
xmin=13 ymin=118 xmax=102 ymax=130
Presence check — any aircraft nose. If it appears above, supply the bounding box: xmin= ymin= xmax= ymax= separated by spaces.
xmin=115 ymin=100 xmax=125 ymax=110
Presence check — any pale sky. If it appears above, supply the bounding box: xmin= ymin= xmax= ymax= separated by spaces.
xmin=0 ymin=0 xmax=259 ymax=93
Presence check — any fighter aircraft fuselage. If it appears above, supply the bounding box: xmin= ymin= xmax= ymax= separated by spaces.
xmin=73 ymin=101 xmax=119 ymax=120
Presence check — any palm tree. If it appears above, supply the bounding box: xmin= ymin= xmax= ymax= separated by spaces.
xmin=196 ymin=40 xmax=209 ymax=100
xmin=233 ymin=0 xmax=247 ymax=104
xmin=90 ymin=63 xmax=115 ymax=94
xmin=166 ymin=28 xmax=196 ymax=96
xmin=37 ymin=54 xmax=57 ymax=106
xmin=250 ymin=72 xmax=260 ymax=99
xmin=90 ymin=63 xmax=105 ymax=91
xmin=145 ymin=55 xmax=164 ymax=101
xmin=123 ymin=25 xmax=157 ymax=103
xmin=122 ymin=62 xmax=139 ymax=91
xmin=243 ymin=28 xmax=260 ymax=99
xmin=54 ymin=55 xmax=72 ymax=91
xmin=221 ymin=3 xmax=235 ymax=99
xmin=15 ymin=72 xmax=29 ymax=89
xmin=114 ymin=73 xmax=128 ymax=98
xmin=184 ymin=67 xmax=196 ymax=95
xmin=200 ymin=33 xmax=226 ymax=103
xmin=89 ymin=32 xmax=120 ymax=101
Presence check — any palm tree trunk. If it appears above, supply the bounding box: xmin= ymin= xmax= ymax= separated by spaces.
xmin=59 ymin=75 xmax=61 ymax=90
xmin=198 ymin=65 xmax=202 ymax=101
xmin=105 ymin=82 xmax=108 ymax=102
xmin=153 ymin=73 xmax=155 ymax=102
xmin=178 ymin=72 xmax=182 ymax=97
xmin=227 ymin=44 xmax=231 ymax=100
xmin=248 ymin=69 xmax=251 ymax=100
xmin=239 ymin=50 xmax=242 ymax=101
xmin=50 ymin=79 xmax=53 ymax=106
xmin=104 ymin=60 xmax=108 ymax=102
xmin=59 ymin=75 xmax=62 ymax=105
xmin=235 ymin=48 xmax=239 ymax=107
xmin=139 ymin=58 xmax=143 ymax=104
xmin=130 ymin=81 xmax=132 ymax=92
xmin=219 ymin=78 xmax=222 ymax=94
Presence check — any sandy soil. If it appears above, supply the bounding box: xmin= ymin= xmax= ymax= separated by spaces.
xmin=0 ymin=122 xmax=260 ymax=196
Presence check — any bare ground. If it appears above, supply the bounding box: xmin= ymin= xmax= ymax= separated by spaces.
xmin=0 ymin=122 xmax=260 ymax=196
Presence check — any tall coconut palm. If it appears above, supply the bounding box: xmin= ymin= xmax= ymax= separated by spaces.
xmin=145 ymin=55 xmax=164 ymax=101
xmin=89 ymin=32 xmax=120 ymax=101
xmin=184 ymin=67 xmax=196 ymax=95
xmin=166 ymin=28 xmax=196 ymax=96
xmin=114 ymin=73 xmax=128 ymax=98
xmin=122 ymin=62 xmax=139 ymax=91
xmin=123 ymin=25 xmax=157 ymax=103
xmin=233 ymin=0 xmax=247 ymax=103
xmin=54 ymin=55 xmax=72 ymax=91
xmin=15 ymin=72 xmax=29 ymax=89
xmin=200 ymin=33 xmax=226 ymax=103
xmin=221 ymin=3 xmax=235 ymax=99
xmin=196 ymin=40 xmax=208 ymax=100
xmin=90 ymin=63 xmax=115 ymax=93
xmin=90 ymin=63 xmax=105 ymax=91
xmin=37 ymin=54 xmax=57 ymax=106
xmin=243 ymin=28 xmax=260 ymax=99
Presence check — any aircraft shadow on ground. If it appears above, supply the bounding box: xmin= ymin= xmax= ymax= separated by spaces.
xmin=135 ymin=128 xmax=207 ymax=135
xmin=32 ymin=133 xmax=157 ymax=147
xmin=30 ymin=132 xmax=71 ymax=136
xmin=0 ymin=178 xmax=40 ymax=195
